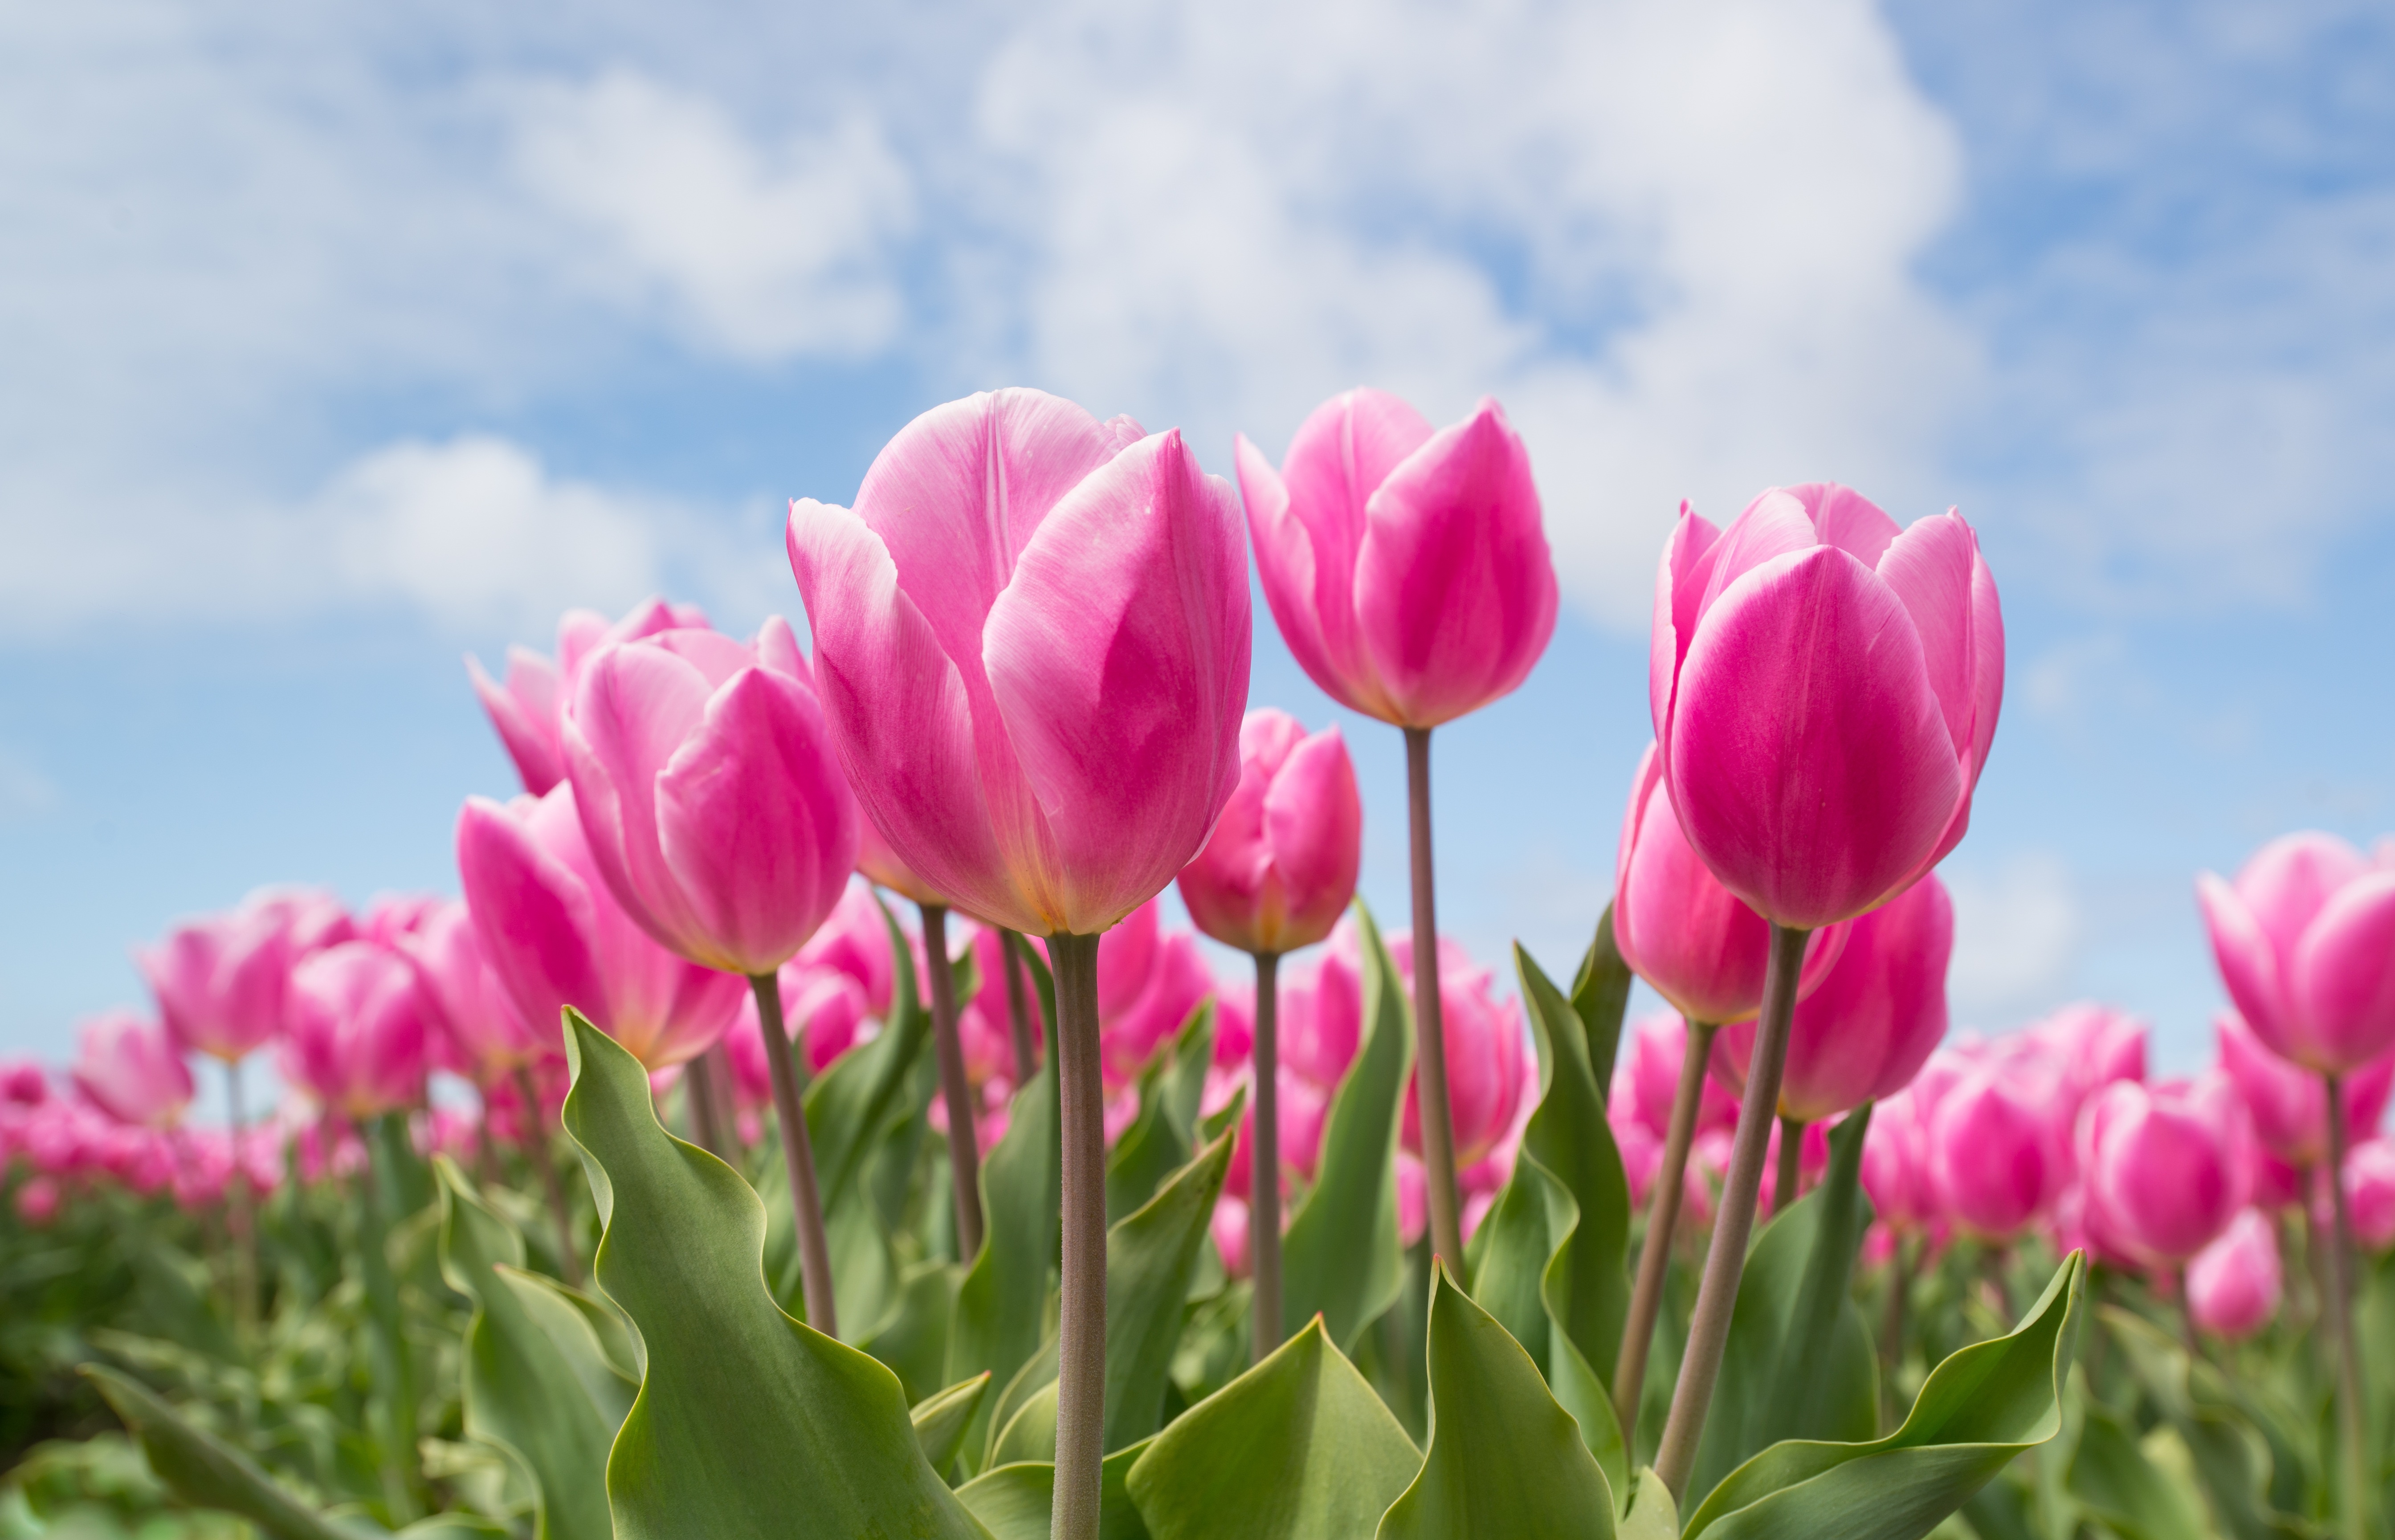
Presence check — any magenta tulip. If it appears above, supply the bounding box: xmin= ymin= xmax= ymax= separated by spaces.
xmin=726 ymin=965 xmax=872 ymax=1096
xmin=1712 ymin=873 xmax=1952 ymax=1124
xmin=1384 ymin=931 xmax=1526 ymax=1170
xmin=2338 ymin=1137 xmax=2395 ymax=1251
xmin=469 ymin=598 xmax=710 ymax=795
xmin=283 ymin=941 xmax=431 ymax=1120
xmin=135 ymin=906 xmax=295 ymax=1064
xmin=1235 ymin=390 xmax=1556 ymax=729
xmin=794 ymin=882 xmax=898 ymax=1019
xmin=1620 ymin=1014 xmax=1742 ymax=1144
xmin=1861 ymin=1084 xmax=1938 ymax=1232
xmin=2218 ymin=1010 xmax=2394 ymax=1168
xmin=2020 ymin=1002 xmax=2148 ymax=1106
xmin=2187 ymin=1209 xmax=2281 ymax=1339
xmin=1178 ymin=709 xmax=1361 ymax=957
xmin=1649 ymin=485 xmax=2003 ymax=930
xmin=1 ymin=1057 xmax=46 ymax=1108
xmin=70 ymin=1012 xmax=194 ymax=1129
xmin=456 ymin=784 xmax=747 ymax=1071
xmin=397 ymin=900 xmax=546 ymax=1086
xmin=788 ymin=388 xmax=1250 ymax=938
xmin=1928 ymin=1066 xmax=2064 ymax=1242
xmin=2199 ymin=832 xmax=2395 ymax=1076
xmin=2079 ymin=1076 xmax=2253 ymax=1267
xmin=1613 ymin=745 xmax=1850 ymax=1027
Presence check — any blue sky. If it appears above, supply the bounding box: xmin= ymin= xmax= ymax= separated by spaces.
xmin=4 ymin=0 xmax=2391 ymax=1106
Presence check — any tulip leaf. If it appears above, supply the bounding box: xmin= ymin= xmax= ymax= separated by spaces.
xmin=1681 ymin=1250 xmax=2086 ymax=1540
xmin=955 ymin=1441 xmax=1155 ymax=1540
xmin=801 ymin=893 xmax=939 ymax=1207
xmin=1282 ymin=902 xmax=1414 ymax=1350
xmin=1126 ymin=1316 xmax=1421 ymax=1540
xmin=1570 ymin=904 xmax=1636 ymax=1095
xmin=992 ymin=1381 xmax=1061 ymax=1466
xmin=1107 ymin=1002 xmax=1218 ymax=1222
xmin=432 ymin=1158 xmax=622 ymax=1540
xmin=556 ymin=1008 xmax=987 ymax=1540
xmin=1617 ymin=1469 xmax=1680 ymax=1540
xmin=1376 ymin=1262 xmax=1617 ymax=1538
xmin=2099 ymin=1307 xmax=2312 ymax=1540
xmin=863 ymin=1259 xmax=961 ymax=1405
xmin=492 ymin=1263 xmax=644 ymax=1389
xmin=1685 ymin=1104 xmax=1879 ymax=1510
xmin=912 ymin=1372 xmax=994 ymax=1472
xmin=1105 ymin=1120 xmax=1238 ymax=1451
xmin=81 ymin=1363 xmax=375 ymax=1540
xmin=948 ymin=1049 xmax=1063 ymax=1471
xmin=2065 ymin=1402 xmax=2212 ymax=1540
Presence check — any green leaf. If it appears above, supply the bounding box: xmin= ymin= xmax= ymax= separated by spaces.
xmin=1570 ymin=904 xmax=1636 ymax=1095
xmin=1469 ymin=944 xmax=1634 ymax=1490
xmin=955 ymin=1442 xmax=1154 ymax=1540
xmin=1617 ymin=1470 xmax=1680 ymax=1540
xmin=948 ymin=1050 xmax=1063 ymax=1471
xmin=2101 ymin=1306 xmax=2314 ymax=1540
xmin=864 ymin=1259 xmax=962 ymax=1405
xmin=1685 ymin=1105 xmax=1880 ymax=1510
xmin=1376 ymin=1262 xmax=1617 ymax=1538
xmin=1282 ymin=902 xmax=1414 ymax=1350
xmin=2065 ymin=1402 xmax=2213 ymax=1540
xmin=1107 ymin=1002 xmax=1219 ymax=1223
xmin=1105 ymin=1120 xmax=1238 ymax=1451
xmin=991 ymin=1381 xmax=1061 ymax=1466
xmin=557 ymin=1007 xmax=987 ymax=1539
xmin=1126 ymin=1317 xmax=1421 ymax=1540
xmin=914 ymin=1373 xmax=995 ymax=1472
xmin=1681 ymin=1251 xmax=2087 ymax=1540
xmin=80 ymin=1364 xmax=374 ymax=1540
xmin=803 ymin=893 xmax=940 ymax=1208
xmin=432 ymin=1158 xmax=622 ymax=1540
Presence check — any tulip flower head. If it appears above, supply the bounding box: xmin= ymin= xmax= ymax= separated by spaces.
xmin=789 ymin=388 xmax=1252 ymax=939
xmin=1620 ymin=1013 xmax=1742 ymax=1144
xmin=2187 ymin=1209 xmax=2282 ymax=1340
xmin=1387 ymin=929 xmax=1525 ymax=1169
xmin=2079 ymin=1075 xmax=2254 ymax=1267
xmin=1650 ymin=485 xmax=2003 ymax=929
xmin=397 ymin=899 xmax=547 ymax=1085
xmin=1235 ymin=389 xmax=1557 ymax=729
xmin=70 ymin=1012 xmax=194 ymax=1129
xmin=1178 ymin=709 xmax=1361 ymax=957
xmin=469 ymin=598 xmax=710 ymax=795
xmin=2199 ymin=833 xmax=2395 ymax=1075
xmin=135 ymin=904 xmax=296 ymax=1063
xmin=2339 ymin=1137 xmax=2395 ymax=1251
xmin=1929 ymin=1065 xmax=2063 ymax=1242
xmin=283 ymin=941 xmax=431 ymax=1120
xmin=2217 ymin=1010 xmax=2394 ymax=1168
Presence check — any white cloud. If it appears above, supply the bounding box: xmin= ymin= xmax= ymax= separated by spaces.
xmin=1942 ymin=850 xmax=2081 ymax=1022
xmin=512 ymin=70 xmax=915 ymax=362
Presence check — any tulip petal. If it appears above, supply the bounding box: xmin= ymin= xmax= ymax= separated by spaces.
xmin=1258 ymin=726 xmax=1363 ymax=953
xmin=1666 ymin=546 xmax=1961 ymax=927
xmin=787 ymin=497 xmax=1031 ymax=932
xmin=983 ymin=430 xmax=1252 ymax=933
xmin=1793 ymin=481 xmax=1902 ymax=567
xmin=2291 ymin=871 xmax=2395 ymax=1073
xmin=467 ymin=648 xmax=564 ymax=794
xmin=2237 ymin=832 xmax=2372 ymax=975
xmin=655 ymin=668 xmax=860 ymax=976
xmin=2198 ymin=872 xmax=2295 ymax=1057
xmin=1353 ymin=399 xmax=1557 ymax=727
xmin=1873 ymin=512 xmax=1980 ymax=759
xmin=566 ymin=641 xmax=719 ymax=958
xmin=1648 ymin=504 xmax=1721 ymax=786
xmin=457 ymin=795 xmax=609 ymax=1057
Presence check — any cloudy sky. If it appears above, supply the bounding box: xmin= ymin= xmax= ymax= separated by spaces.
xmin=4 ymin=0 xmax=2390 ymax=1095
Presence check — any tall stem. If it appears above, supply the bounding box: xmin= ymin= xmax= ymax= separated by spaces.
xmin=363 ymin=1114 xmax=424 ymax=1520
xmin=224 ymin=1060 xmax=258 ymax=1340
xmin=1654 ymin=922 xmax=1809 ymax=1501
xmin=707 ymin=1040 xmax=744 ymax=1163
xmin=752 ymin=974 xmax=836 ymax=1336
xmin=2324 ymin=1073 xmax=2369 ymax=1540
xmin=683 ymin=1051 xmax=727 ymax=1160
xmin=1003 ymin=929 xmax=1039 ymax=1084
xmin=1615 ymin=1017 xmax=1719 ymax=1440
xmin=513 ymin=1064 xmax=582 ymax=1285
xmin=1881 ymin=1231 xmax=1913 ymax=1430
xmin=1403 ymin=726 xmax=1465 ymax=1276
xmin=1251 ymin=950 xmax=1284 ymax=1361
xmin=921 ymin=904 xmax=985 ymax=1259
xmin=1050 ymin=933 xmax=1106 ymax=1540
xmin=1774 ymin=1115 xmax=1805 ymax=1216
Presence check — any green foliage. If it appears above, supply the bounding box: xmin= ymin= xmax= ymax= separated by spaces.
xmin=1569 ymin=904 xmax=1636 ymax=1094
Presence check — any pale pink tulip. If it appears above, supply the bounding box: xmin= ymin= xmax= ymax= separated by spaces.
xmin=135 ymin=905 xmax=297 ymax=1063
xmin=2080 ymin=1075 xmax=2253 ymax=1267
xmin=70 ymin=1012 xmax=194 ymax=1129
xmin=1649 ymin=485 xmax=2003 ymax=928
xmin=1388 ymin=930 xmax=1526 ymax=1170
xmin=1235 ymin=390 xmax=1556 ymax=728
xmin=1178 ymin=709 xmax=1361 ymax=956
xmin=283 ymin=942 xmax=431 ymax=1120
xmin=2217 ymin=1010 xmax=2394 ymax=1168
xmin=2187 ymin=1209 xmax=2281 ymax=1339
xmin=2199 ymin=832 xmax=2395 ymax=1074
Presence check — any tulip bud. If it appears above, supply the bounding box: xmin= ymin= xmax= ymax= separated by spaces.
xmin=70 ymin=1012 xmax=194 ymax=1130
xmin=2187 ymin=1209 xmax=2282 ymax=1340
xmin=2199 ymin=832 xmax=2395 ymax=1075
xmin=2217 ymin=1009 xmax=2395 ymax=1167
xmin=2080 ymin=1076 xmax=2254 ymax=1267
xmin=283 ymin=941 xmax=431 ymax=1120
xmin=1929 ymin=1066 xmax=2063 ymax=1241
xmin=2340 ymin=1137 xmax=2395 ymax=1251
xmin=1178 ymin=709 xmax=1362 ymax=957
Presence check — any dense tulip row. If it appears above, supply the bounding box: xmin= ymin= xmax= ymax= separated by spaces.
xmin=9 ymin=382 xmax=2395 ymax=1540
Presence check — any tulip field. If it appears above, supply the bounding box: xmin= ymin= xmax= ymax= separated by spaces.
xmin=9 ymin=387 xmax=2395 ymax=1540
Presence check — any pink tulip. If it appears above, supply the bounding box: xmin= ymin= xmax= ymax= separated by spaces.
xmin=1712 ymin=873 xmax=1952 ymax=1123
xmin=788 ymin=387 xmax=1251 ymax=938
xmin=282 ymin=941 xmax=430 ymax=1120
xmin=724 ymin=965 xmax=873 ymax=1100
xmin=2217 ymin=1010 xmax=2394 ymax=1168
xmin=1042 ymin=898 xmax=1217 ymax=1089
xmin=2020 ymin=1002 xmax=2148 ymax=1106
xmin=2187 ymin=1210 xmax=2282 ymax=1339
xmin=135 ymin=905 xmax=296 ymax=1063
xmin=469 ymin=599 xmax=710 ymax=795
xmin=564 ymin=618 xmax=859 ymax=978
xmin=1861 ymin=1084 xmax=1938 ymax=1232
xmin=2080 ymin=1075 xmax=2253 ymax=1267
xmin=242 ymin=886 xmax=358 ymax=957
xmin=2199 ymin=833 xmax=2395 ymax=1076
xmin=956 ymin=921 xmax=1044 ymax=1085
xmin=396 ymin=900 xmax=547 ymax=1085
xmin=361 ymin=893 xmax=444 ymax=946
xmin=2339 ymin=1137 xmax=2395 ymax=1251
xmin=1 ymin=1057 xmax=46 ymax=1108
xmin=1235 ymin=390 xmax=1557 ymax=729
xmin=456 ymin=783 xmax=747 ymax=1070
xmin=1929 ymin=1066 xmax=2063 ymax=1241
xmin=1620 ymin=1014 xmax=1742 ymax=1142
xmin=796 ymin=882 xmax=898 ymax=1019
xmin=1388 ymin=930 xmax=1526 ymax=1170
xmin=2248 ymin=1149 xmax=2308 ymax=1210
xmin=1612 ymin=745 xmax=1850 ymax=1026
xmin=1223 ymin=1067 xmax=1334 ymax=1198
xmin=1279 ymin=951 xmax=1363 ymax=1092
xmin=15 ymin=1175 xmax=61 ymax=1226
xmin=1648 ymin=485 xmax=2003 ymax=929
xmin=70 ymin=1012 xmax=194 ymax=1129
xmin=1178 ymin=709 xmax=1361 ymax=957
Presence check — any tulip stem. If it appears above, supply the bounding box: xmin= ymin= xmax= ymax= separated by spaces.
xmin=2323 ymin=1074 xmax=2369 ymax=1540
xmin=1251 ymin=949 xmax=1284 ymax=1362
xmin=1881 ymin=1231 xmax=1913 ymax=1431
xmin=1002 ymin=929 xmax=1040 ymax=1084
xmin=1615 ymin=1017 xmax=1720 ymax=1446
xmin=1049 ymin=932 xmax=1106 ymax=1540
xmin=751 ymin=974 xmax=837 ymax=1336
xmin=683 ymin=1051 xmax=727 ymax=1160
xmin=1654 ymin=922 xmax=1809 ymax=1502
xmin=708 ymin=1041 xmax=744 ymax=1164
xmin=224 ymin=1060 xmax=259 ymax=1342
xmin=513 ymin=1065 xmax=583 ymax=1285
xmin=1774 ymin=1115 xmax=1805 ymax=1216
xmin=2176 ymin=1268 xmax=2202 ymax=1361
xmin=1403 ymin=726 xmax=1467 ymax=1280
xmin=920 ymin=905 xmax=985 ymax=1260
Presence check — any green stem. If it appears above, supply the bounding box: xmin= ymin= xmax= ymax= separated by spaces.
xmin=1775 ymin=1114 xmax=1806 ymax=1215
xmin=922 ymin=904 xmax=986 ymax=1259
xmin=1251 ymin=950 xmax=1283 ymax=1361
xmin=1615 ymin=1017 xmax=1719 ymax=1444
xmin=683 ymin=1050 xmax=727 ymax=1159
xmin=1003 ymin=929 xmax=1039 ymax=1084
xmin=513 ymin=1064 xmax=582 ymax=1285
xmin=752 ymin=973 xmax=837 ymax=1336
xmin=1654 ymin=922 xmax=1809 ymax=1501
xmin=364 ymin=1114 xmax=424 ymax=1521
xmin=1403 ymin=726 xmax=1466 ymax=1279
xmin=1050 ymin=932 xmax=1106 ymax=1540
